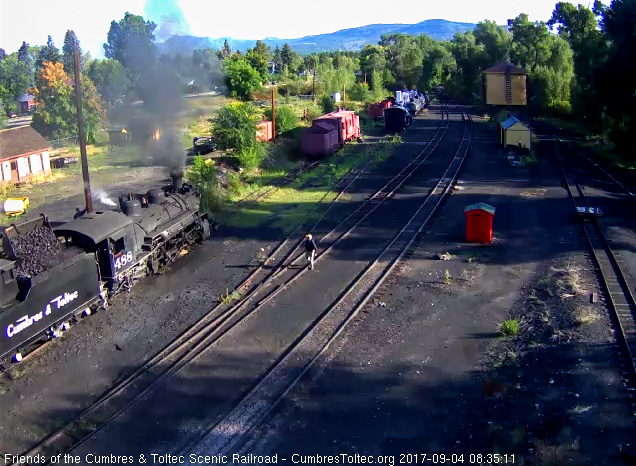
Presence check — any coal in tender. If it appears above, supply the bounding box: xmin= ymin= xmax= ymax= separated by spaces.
xmin=10 ymin=226 xmax=62 ymax=278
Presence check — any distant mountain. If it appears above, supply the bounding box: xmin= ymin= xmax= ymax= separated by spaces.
xmin=158 ymin=19 xmax=477 ymax=56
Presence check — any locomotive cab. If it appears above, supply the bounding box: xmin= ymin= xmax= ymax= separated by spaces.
xmin=54 ymin=211 xmax=138 ymax=281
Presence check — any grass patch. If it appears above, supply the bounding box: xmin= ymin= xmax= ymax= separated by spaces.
xmin=442 ymin=269 xmax=453 ymax=285
xmin=499 ymin=319 xmax=520 ymax=337
xmin=224 ymin=141 xmax=396 ymax=232
xmin=0 ymin=384 xmax=8 ymax=395
xmin=67 ymin=417 xmax=100 ymax=439
xmin=219 ymin=288 xmax=243 ymax=304
xmin=7 ymin=366 xmax=26 ymax=381
xmin=574 ymin=306 xmax=599 ymax=326
xmin=520 ymin=188 xmax=547 ymax=198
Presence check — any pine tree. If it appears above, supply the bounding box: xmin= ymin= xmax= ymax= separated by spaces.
xmin=218 ymin=39 xmax=232 ymax=60
xmin=62 ymin=30 xmax=82 ymax=76
xmin=273 ymin=46 xmax=282 ymax=73
xmin=17 ymin=42 xmax=29 ymax=63
xmin=36 ymin=36 xmax=61 ymax=71
xmin=281 ymin=43 xmax=293 ymax=68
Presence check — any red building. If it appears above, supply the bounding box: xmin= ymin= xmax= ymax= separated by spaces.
xmin=17 ymin=93 xmax=37 ymax=114
xmin=0 ymin=126 xmax=52 ymax=184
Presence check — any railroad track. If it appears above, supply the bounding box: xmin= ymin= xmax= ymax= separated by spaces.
xmin=530 ymin=120 xmax=636 ymax=201
xmin=19 ymin=107 xmax=452 ymax=463
xmin=555 ymin=136 xmax=636 ymax=420
xmin=182 ymin=107 xmax=473 ymax=457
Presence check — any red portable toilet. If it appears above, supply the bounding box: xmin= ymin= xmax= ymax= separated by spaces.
xmin=464 ymin=202 xmax=496 ymax=243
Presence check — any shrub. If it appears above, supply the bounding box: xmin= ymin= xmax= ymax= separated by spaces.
xmin=212 ymin=102 xmax=260 ymax=152
xmin=200 ymin=185 xmax=227 ymax=213
xmin=226 ymin=170 xmax=244 ymax=196
xmin=264 ymin=105 xmax=299 ymax=136
xmin=500 ymin=319 xmax=520 ymax=337
xmin=236 ymin=143 xmax=267 ymax=170
xmin=320 ymin=95 xmax=335 ymax=114
xmin=186 ymin=156 xmax=218 ymax=192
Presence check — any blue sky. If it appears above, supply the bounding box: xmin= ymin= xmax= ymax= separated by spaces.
xmin=0 ymin=0 xmax=581 ymax=58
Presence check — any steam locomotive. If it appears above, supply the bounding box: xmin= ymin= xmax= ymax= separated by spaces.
xmin=0 ymin=173 xmax=210 ymax=363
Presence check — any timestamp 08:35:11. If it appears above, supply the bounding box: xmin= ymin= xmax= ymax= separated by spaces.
xmin=398 ymin=453 xmax=515 ymax=464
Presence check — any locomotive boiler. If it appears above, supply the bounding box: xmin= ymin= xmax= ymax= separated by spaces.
xmin=0 ymin=173 xmax=210 ymax=362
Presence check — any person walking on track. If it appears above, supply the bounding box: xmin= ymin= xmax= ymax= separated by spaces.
xmin=304 ymin=234 xmax=317 ymax=270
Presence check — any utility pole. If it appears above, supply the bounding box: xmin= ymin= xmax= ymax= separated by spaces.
xmin=73 ymin=39 xmax=93 ymax=213
xmin=343 ymin=83 xmax=346 ymax=105
xmin=271 ymin=86 xmax=276 ymax=141
xmin=312 ymin=67 xmax=316 ymax=102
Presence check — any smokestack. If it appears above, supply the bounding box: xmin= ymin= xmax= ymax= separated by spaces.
xmin=170 ymin=169 xmax=183 ymax=191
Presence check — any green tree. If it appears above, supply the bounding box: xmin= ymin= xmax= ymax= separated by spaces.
xmin=224 ymin=57 xmax=262 ymax=100
xmin=0 ymin=54 xmax=31 ymax=111
xmin=103 ymin=12 xmax=157 ymax=83
xmin=62 ymin=30 xmax=83 ymax=76
xmin=508 ymin=14 xmax=551 ymax=72
xmin=281 ymin=43 xmax=293 ymax=68
xmin=87 ymin=58 xmax=128 ymax=106
xmin=548 ymin=2 xmax=607 ymax=131
xmin=473 ymin=20 xmax=511 ymax=64
xmin=192 ymin=48 xmax=225 ymax=90
xmin=379 ymin=34 xmax=423 ymax=88
xmin=36 ymin=36 xmax=61 ymax=72
xmin=0 ymin=49 xmax=6 ymax=62
xmin=272 ymin=45 xmax=283 ymax=74
xmin=17 ymin=41 xmax=37 ymax=87
xmin=359 ymin=45 xmax=387 ymax=86
xmin=595 ymin=0 xmax=636 ymax=152
xmin=220 ymin=40 xmax=232 ymax=60
xmin=246 ymin=41 xmax=270 ymax=82
xmin=448 ymin=32 xmax=487 ymax=98
xmin=17 ymin=42 xmax=30 ymax=64
xmin=418 ymin=40 xmax=456 ymax=91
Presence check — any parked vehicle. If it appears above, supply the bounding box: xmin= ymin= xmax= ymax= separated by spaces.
xmin=191 ymin=137 xmax=216 ymax=156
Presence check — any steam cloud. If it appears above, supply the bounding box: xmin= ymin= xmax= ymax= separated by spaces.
xmin=94 ymin=188 xmax=118 ymax=207
xmin=144 ymin=0 xmax=191 ymax=41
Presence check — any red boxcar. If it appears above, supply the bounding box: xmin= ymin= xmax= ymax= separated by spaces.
xmin=313 ymin=110 xmax=360 ymax=145
xmin=368 ymin=100 xmax=392 ymax=119
xmin=256 ymin=120 xmax=273 ymax=142
xmin=301 ymin=121 xmax=339 ymax=158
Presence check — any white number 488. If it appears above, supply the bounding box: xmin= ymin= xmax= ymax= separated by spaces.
xmin=115 ymin=251 xmax=134 ymax=269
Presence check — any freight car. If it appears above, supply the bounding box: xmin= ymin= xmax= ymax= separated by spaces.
xmin=313 ymin=110 xmax=361 ymax=145
xmin=0 ymin=173 xmax=210 ymax=363
xmin=368 ymin=100 xmax=392 ymax=121
xmin=301 ymin=110 xmax=361 ymax=158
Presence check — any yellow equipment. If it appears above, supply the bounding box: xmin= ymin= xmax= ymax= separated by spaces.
xmin=3 ymin=197 xmax=30 ymax=217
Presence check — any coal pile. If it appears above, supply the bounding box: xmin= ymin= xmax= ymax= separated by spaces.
xmin=10 ymin=226 xmax=61 ymax=279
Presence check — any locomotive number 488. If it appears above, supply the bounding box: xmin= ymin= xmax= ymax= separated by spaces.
xmin=114 ymin=251 xmax=134 ymax=270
